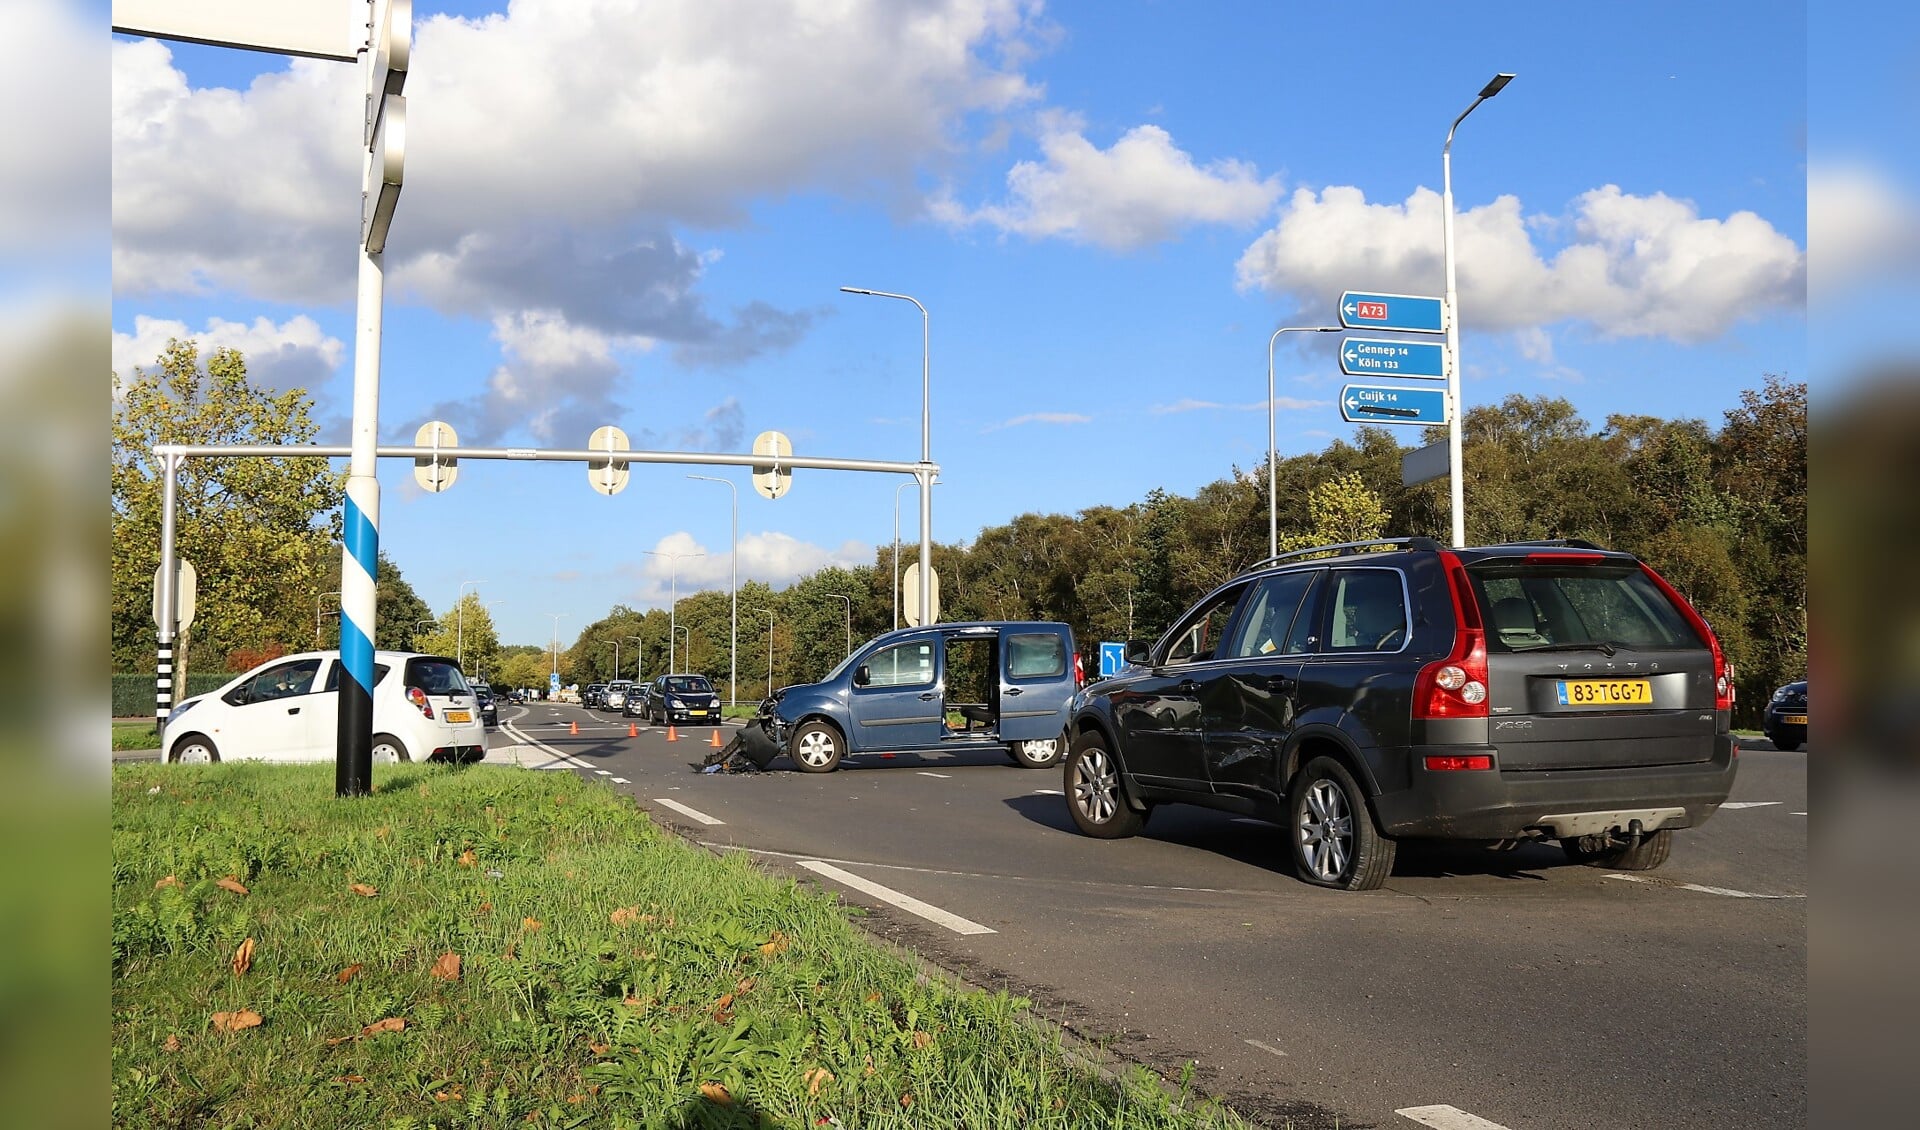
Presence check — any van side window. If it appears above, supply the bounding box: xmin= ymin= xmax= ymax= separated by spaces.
xmin=865 ymin=642 xmax=935 ymax=688
xmin=1007 ymin=633 xmax=1067 ymax=679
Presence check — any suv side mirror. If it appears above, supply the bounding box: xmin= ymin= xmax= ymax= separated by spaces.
xmin=1124 ymin=640 xmax=1151 ymax=665
xmin=852 ymin=665 xmax=871 ymax=687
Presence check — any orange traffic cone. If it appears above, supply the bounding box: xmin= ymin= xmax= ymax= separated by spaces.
xmin=570 ymin=721 xmax=579 ymax=736
xmin=628 ymin=722 xmax=638 ymax=738
xmin=708 ymin=729 xmax=724 ymax=748
xmin=666 ymin=725 xmax=679 ymax=742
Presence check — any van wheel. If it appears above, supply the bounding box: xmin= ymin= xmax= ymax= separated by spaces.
xmin=1288 ymin=756 xmax=1396 ymax=891
xmin=1012 ymin=734 xmax=1064 ymax=769
xmin=370 ymin=734 xmax=412 ymax=764
xmin=1064 ymin=732 xmax=1145 ymax=838
xmin=790 ymin=721 xmax=843 ymax=773
xmin=1562 ymin=828 xmax=1672 ymax=871
xmin=170 ymin=734 xmax=220 ymax=764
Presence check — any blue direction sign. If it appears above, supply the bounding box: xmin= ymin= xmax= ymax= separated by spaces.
xmin=1341 ymin=384 xmax=1448 ymax=426
xmin=1099 ymin=641 xmax=1127 ymax=678
xmin=1339 ymin=291 xmax=1446 ymax=334
xmin=1340 ymin=337 xmax=1447 ymax=379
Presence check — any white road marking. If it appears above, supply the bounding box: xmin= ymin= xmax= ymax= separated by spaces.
xmin=595 ymin=769 xmax=611 ymax=776
xmin=797 ymin=859 xmax=995 ymax=936
xmin=716 ymin=844 xmax=1234 ymax=893
xmin=1605 ymin=874 xmax=1804 ymax=899
xmin=1791 ymin=811 xmax=1807 ymax=816
xmin=1032 ymin=788 xmax=1062 ymax=795
xmin=918 ymin=771 xmax=952 ymax=779
xmin=651 ymin=797 xmax=724 ymax=826
xmin=1243 ymin=1038 xmax=1288 ymax=1057
xmin=1721 ymin=801 xmax=1781 ymax=809
xmin=1396 ymin=1105 xmax=1513 ymax=1130
xmin=611 ymin=777 xmax=629 ymax=784
xmin=500 ymin=723 xmax=595 ymax=770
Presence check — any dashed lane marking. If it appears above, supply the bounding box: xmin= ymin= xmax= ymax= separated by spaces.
xmin=1605 ymin=873 xmax=1804 ymax=899
xmin=1721 ymin=801 xmax=1781 ymax=809
xmin=1243 ymin=1038 xmax=1288 ymax=1057
xmin=918 ymin=771 xmax=952 ymax=778
xmin=611 ymin=777 xmax=629 ymax=784
xmin=1395 ymin=1105 xmax=1513 ymax=1130
xmin=1032 ymin=788 xmax=1062 ymax=795
xmin=796 ymin=860 xmax=995 ymax=936
xmin=651 ymin=797 xmax=725 ymax=826
xmin=595 ymin=769 xmax=611 ymax=776
xmin=500 ymin=723 xmax=595 ymax=771
xmin=716 ymin=845 xmax=1231 ymax=893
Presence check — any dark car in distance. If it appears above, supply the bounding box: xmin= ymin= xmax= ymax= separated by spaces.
xmin=1062 ymin=538 xmax=1738 ymax=890
xmin=471 ymin=682 xmax=499 ymax=727
xmin=646 ymin=674 xmax=722 ymax=726
xmin=1764 ymin=680 xmax=1807 ymax=751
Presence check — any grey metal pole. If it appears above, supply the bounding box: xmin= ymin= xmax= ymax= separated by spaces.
xmin=828 ymin=593 xmax=852 ymax=656
xmin=688 ymin=475 xmax=738 ymax=708
xmin=1266 ymin=327 xmax=1345 ymax=559
xmin=893 ymin=481 xmax=911 ymax=630
xmin=156 ymin=451 xmax=180 ymax=726
xmin=1443 ymin=73 xmax=1515 ymax=549
xmin=625 ymin=636 xmax=643 ymax=681
xmin=752 ymin=608 xmax=774 ymax=698
xmin=841 ymin=287 xmax=932 ymax=625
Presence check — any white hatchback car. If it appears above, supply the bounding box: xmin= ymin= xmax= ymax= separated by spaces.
xmin=162 ymin=650 xmax=487 ymax=764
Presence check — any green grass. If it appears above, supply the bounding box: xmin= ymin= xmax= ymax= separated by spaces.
xmin=113 ymin=763 xmax=1250 ymax=1129
xmin=114 ymin=722 xmax=160 ymax=751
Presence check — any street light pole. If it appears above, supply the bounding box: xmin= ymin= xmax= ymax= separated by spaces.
xmin=676 ymin=625 xmax=692 ymax=672
xmin=644 ymin=550 xmax=704 ymax=673
xmin=1266 ymin=327 xmax=1345 ymax=559
xmin=827 ymin=593 xmax=852 ymax=657
xmin=414 ymin=618 xmax=436 ymax=648
xmin=1442 ymin=72 xmax=1515 ymax=549
xmin=842 ymin=286 xmax=933 ymax=626
xmin=751 ymin=608 xmax=775 ymax=699
xmin=456 ymin=579 xmax=485 ymax=671
xmin=548 ymin=612 xmax=568 ymax=685
xmin=624 ymin=636 xmax=644 ymax=682
xmin=688 ymin=474 xmax=739 ymax=708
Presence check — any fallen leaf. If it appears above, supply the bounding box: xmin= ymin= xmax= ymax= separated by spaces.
xmin=622 ymin=996 xmax=647 ymax=1009
xmin=336 ymin=1075 xmax=365 ymax=1084
xmin=216 ymin=877 xmax=250 ymax=895
xmin=566 ymin=1095 xmax=585 ymax=1105
xmin=911 ymin=1030 xmax=932 ymax=1050
xmin=863 ymin=1055 xmax=876 ymax=1078
xmin=231 ymin=937 xmax=255 ymax=977
xmin=337 ymin=963 xmax=364 ymax=984
xmin=589 ymin=1042 xmax=611 ymax=1055
xmin=457 ymin=849 xmax=476 ymax=868
xmin=522 ymin=917 xmax=543 ymax=932
xmin=899 ymin=1093 xmax=914 ymax=1109
xmin=348 ymin=883 xmax=378 ymax=897
xmin=210 ymin=1009 xmax=262 ymax=1033
xmin=475 ymin=901 xmax=493 ymax=916
xmin=609 ymin=906 xmax=642 ymax=927
xmin=699 ymin=1082 xmax=734 ymax=1107
xmin=429 ymin=952 xmax=462 ymax=981
xmin=735 ymin=977 xmax=756 ymax=995
xmin=433 ymin=1090 xmax=464 ymax=1103
xmin=361 ymin=1017 xmax=406 ymax=1037
xmin=154 ymin=875 xmax=180 ymax=890
xmin=588 ymin=1085 xmax=601 ymax=1096
xmin=804 ymin=1068 xmax=834 ymax=1096
xmin=161 ymin=1034 xmax=181 ymax=1053
xmin=711 ymin=993 xmax=735 ymax=1015
xmin=865 ymin=993 xmax=882 ymax=1004
xmin=758 ymin=931 xmax=790 ymax=957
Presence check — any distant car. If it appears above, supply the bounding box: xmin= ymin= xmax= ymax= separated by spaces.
xmin=472 ymin=682 xmax=500 ymax=727
xmin=1764 ymin=680 xmax=1807 ymax=751
xmin=603 ymin=680 xmax=634 ymax=711
xmin=623 ymin=683 xmax=651 ymax=718
xmin=646 ymin=673 xmax=722 ymax=725
xmin=162 ymin=650 xmax=486 ymax=765
xmin=583 ymin=683 xmax=607 ymax=709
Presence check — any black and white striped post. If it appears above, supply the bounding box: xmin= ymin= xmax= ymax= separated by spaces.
xmin=154 ymin=450 xmax=182 ymax=727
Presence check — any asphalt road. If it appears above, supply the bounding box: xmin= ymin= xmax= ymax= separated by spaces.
xmin=156 ymin=701 xmax=1811 ymax=1129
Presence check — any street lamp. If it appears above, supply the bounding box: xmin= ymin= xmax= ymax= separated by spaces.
xmin=548 ymin=612 xmax=568 ymax=682
xmin=688 ymin=474 xmax=739 ymax=708
xmin=1266 ymin=327 xmax=1344 ymax=559
xmin=1442 ymin=72 xmax=1515 ymax=548
xmin=316 ymin=590 xmax=341 ymax=646
xmin=414 ymin=618 xmax=437 ymax=649
xmin=842 ymin=286 xmax=934 ymax=626
xmin=456 ymin=579 xmax=486 ymax=670
xmin=644 ymin=549 xmax=705 ymax=673
xmin=751 ymin=608 xmax=775 ymax=699
xmin=624 ymin=636 xmax=644 ymax=682
xmin=676 ymin=625 xmax=692 ymax=672
xmin=827 ymin=593 xmax=852 ymax=657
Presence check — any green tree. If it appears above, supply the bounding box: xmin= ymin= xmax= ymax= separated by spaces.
xmin=1279 ymin=471 xmax=1391 ymax=551
xmin=112 ymin=340 xmax=343 ymax=673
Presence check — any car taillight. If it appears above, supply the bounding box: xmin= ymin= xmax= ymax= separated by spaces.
xmin=407 ymin=686 xmax=434 ymax=719
xmin=1415 ymin=551 xmax=1489 ymax=720
xmin=1074 ymin=652 xmax=1086 ymax=688
xmin=1424 ymin=754 xmax=1493 ymax=771
xmin=1639 ymin=563 xmax=1734 ymax=712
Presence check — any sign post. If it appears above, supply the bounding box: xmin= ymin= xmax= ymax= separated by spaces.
xmin=1339 ymin=337 xmax=1447 ymax=379
xmin=1338 ymin=291 xmax=1447 ymax=335
xmin=1340 ymin=384 xmax=1448 ymax=426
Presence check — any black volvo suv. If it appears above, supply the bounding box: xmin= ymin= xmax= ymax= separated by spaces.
xmin=1062 ymin=538 xmax=1738 ymax=890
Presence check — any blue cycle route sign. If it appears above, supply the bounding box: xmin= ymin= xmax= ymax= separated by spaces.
xmin=1340 ymin=384 xmax=1448 ymax=426
xmin=1339 ymin=337 xmax=1447 ymax=379
xmin=1338 ymin=291 xmax=1446 ymax=334
xmin=548 ymin=671 xmax=562 ymax=696
xmin=1099 ymin=641 xmax=1127 ymax=678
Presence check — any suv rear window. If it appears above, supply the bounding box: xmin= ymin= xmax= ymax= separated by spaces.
xmin=1469 ymin=562 xmax=1702 ymax=653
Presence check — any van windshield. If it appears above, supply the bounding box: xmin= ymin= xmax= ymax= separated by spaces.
xmin=665 ymin=676 xmax=712 ymax=694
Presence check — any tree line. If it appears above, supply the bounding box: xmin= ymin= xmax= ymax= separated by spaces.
xmin=113 ymin=340 xmax=1803 ymax=726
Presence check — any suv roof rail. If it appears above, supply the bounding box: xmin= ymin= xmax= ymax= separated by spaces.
xmin=1245 ymin=536 xmax=1445 ymax=572
xmin=1498 ymin=538 xmax=1607 ymax=551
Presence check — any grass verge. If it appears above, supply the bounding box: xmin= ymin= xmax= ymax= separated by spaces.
xmin=113 ymin=762 xmax=1249 ymax=1129
xmin=114 ymin=721 xmax=159 ymax=751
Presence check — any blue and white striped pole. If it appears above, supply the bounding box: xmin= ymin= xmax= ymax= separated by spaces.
xmin=335 ymin=237 xmax=385 ymax=796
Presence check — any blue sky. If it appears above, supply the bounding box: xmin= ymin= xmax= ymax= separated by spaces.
xmin=105 ymin=0 xmax=1831 ymax=649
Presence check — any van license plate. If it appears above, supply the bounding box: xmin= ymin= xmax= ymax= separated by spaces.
xmin=689 ymin=709 xmax=709 ymax=717
xmin=1555 ymin=679 xmax=1651 ymax=706
xmin=445 ymin=710 xmax=471 ymax=723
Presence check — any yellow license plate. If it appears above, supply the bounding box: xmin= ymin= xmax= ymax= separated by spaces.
xmin=1781 ymin=714 xmax=1807 ymax=725
xmin=689 ymin=709 xmax=709 ymax=717
xmin=445 ymin=710 xmax=471 ymax=723
xmin=1555 ymin=679 xmax=1651 ymax=707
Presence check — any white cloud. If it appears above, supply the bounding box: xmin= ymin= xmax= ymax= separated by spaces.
xmin=630 ymin=530 xmax=874 ymax=601
xmin=1809 ymin=162 xmax=1920 ymax=294
xmin=935 ymin=112 xmax=1281 ymax=250
xmin=983 ymin=411 xmax=1092 ymax=431
xmin=112 ymin=314 xmax=346 ymax=398
xmin=1236 ymin=184 xmax=1803 ymax=343
xmin=112 ymin=1 xmax=1044 ymax=336
xmin=3 ymin=0 xmax=106 ymax=254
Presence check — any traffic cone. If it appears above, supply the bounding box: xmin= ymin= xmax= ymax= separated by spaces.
xmin=708 ymin=729 xmax=723 ymax=748
xmin=628 ymin=722 xmax=638 ymax=738
xmin=570 ymin=721 xmax=579 ymax=736
xmin=666 ymin=725 xmax=679 ymax=742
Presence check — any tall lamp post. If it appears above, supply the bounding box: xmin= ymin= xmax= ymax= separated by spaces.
xmin=625 ymin=635 xmax=644 ymax=682
xmin=456 ymin=579 xmax=486 ymax=671
xmin=841 ymin=286 xmax=933 ymax=626
xmin=751 ymin=608 xmax=775 ymax=699
xmin=548 ymin=612 xmax=568 ymax=686
xmin=676 ymin=625 xmax=692 ymax=673
xmin=1442 ymin=72 xmax=1515 ymax=548
xmin=688 ymin=474 xmax=739 ymax=708
xmin=827 ymin=593 xmax=852 ymax=657
xmin=414 ymin=618 xmax=436 ymax=648
xmin=1266 ymin=327 xmax=1344 ymax=559
xmin=645 ymin=549 xmax=704 ymax=673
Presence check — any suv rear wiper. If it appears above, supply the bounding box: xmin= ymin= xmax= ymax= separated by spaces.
xmin=1510 ymin=640 xmax=1630 ymax=657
